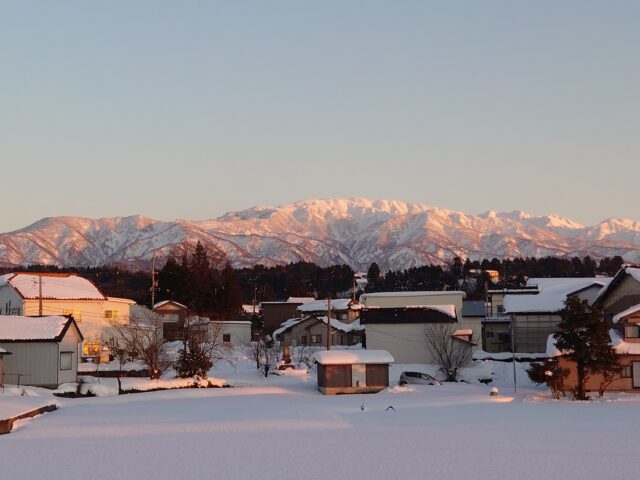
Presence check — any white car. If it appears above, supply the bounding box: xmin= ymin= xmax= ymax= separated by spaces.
xmin=398 ymin=371 xmax=441 ymax=386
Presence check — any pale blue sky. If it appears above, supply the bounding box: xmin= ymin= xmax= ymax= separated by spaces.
xmin=1 ymin=1 xmax=638 ymax=232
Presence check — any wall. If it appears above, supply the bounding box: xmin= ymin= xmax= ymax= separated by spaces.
xmin=0 ymin=342 xmax=59 ymax=387
xmin=262 ymin=303 xmax=301 ymax=334
xmin=58 ymin=324 xmax=82 ymax=385
xmin=364 ymin=323 xmax=432 ymax=364
xmin=602 ymin=276 xmax=640 ymax=321
xmin=513 ymin=314 xmax=561 ymax=353
xmin=0 ymin=286 xmax=24 ymax=315
xmin=557 ymin=355 xmax=640 ymax=393
xmin=212 ymin=321 xmax=251 ymax=346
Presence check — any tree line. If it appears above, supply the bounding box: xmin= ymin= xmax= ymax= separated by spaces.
xmin=1 ymin=251 xmax=627 ymax=314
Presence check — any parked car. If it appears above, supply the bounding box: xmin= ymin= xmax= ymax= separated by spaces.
xmin=399 ymin=371 xmax=441 ymax=386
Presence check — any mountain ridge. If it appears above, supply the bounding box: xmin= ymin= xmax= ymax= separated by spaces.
xmin=1 ymin=198 xmax=639 ymax=271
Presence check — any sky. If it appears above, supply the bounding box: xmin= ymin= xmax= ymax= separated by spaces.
xmin=1 ymin=1 xmax=639 ymax=232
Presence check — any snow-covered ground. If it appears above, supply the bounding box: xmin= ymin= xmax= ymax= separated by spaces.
xmin=2 ymin=353 xmax=640 ymax=479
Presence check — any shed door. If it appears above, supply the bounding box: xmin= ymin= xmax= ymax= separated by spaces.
xmin=352 ymin=364 xmax=366 ymax=388
xmin=633 ymin=362 xmax=640 ymax=388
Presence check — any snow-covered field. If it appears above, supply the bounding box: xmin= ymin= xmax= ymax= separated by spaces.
xmin=2 ymin=355 xmax=640 ymax=480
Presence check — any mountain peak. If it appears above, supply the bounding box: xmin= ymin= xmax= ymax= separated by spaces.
xmin=1 ymin=199 xmax=639 ymax=270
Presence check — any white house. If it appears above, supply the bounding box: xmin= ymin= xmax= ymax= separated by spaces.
xmin=0 ymin=273 xmax=135 ymax=359
xmin=211 ymin=320 xmax=252 ymax=347
xmin=0 ymin=315 xmax=83 ymax=388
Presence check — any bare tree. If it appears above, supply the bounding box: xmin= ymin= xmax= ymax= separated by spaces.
xmin=424 ymin=323 xmax=473 ymax=382
xmin=174 ymin=317 xmax=227 ymax=378
xmin=249 ymin=340 xmax=264 ymax=370
xmin=108 ymin=307 xmax=172 ymax=380
xmin=598 ymin=364 xmax=623 ymax=397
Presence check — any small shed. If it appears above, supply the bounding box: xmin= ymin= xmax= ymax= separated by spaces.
xmin=0 ymin=315 xmax=83 ymax=388
xmin=314 ymin=350 xmax=394 ymax=395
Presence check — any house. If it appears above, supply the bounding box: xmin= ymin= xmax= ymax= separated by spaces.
xmin=0 ymin=272 xmax=135 ymax=359
xmin=314 ymin=349 xmax=394 ymax=395
xmin=593 ymin=266 xmax=640 ymax=322
xmin=296 ymin=298 xmax=362 ymax=324
xmin=504 ymin=277 xmax=611 ymax=353
xmin=0 ymin=315 xmax=83 ymax=388
xmin=153 ymin=300 xmax=189 ymax=323
xmin=261 ymin=297 xmax=315 ymax=335
xmin=548 ymin=305 xmax=640 ymax=392
xmin=359 ymin=290 xmax=482 ymax=346
xmin=361 ymin=305 xmax=459 ymax=363
xmin=274 ymin=315 xmax=364 ymax=347
xmin=211 ymin=320 xmax=252 ymax=346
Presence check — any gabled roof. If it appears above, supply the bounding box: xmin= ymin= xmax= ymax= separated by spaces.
xmin=153 ymin=300 xmax=188 ymax=310
xmin=274 ymin=316 xmax=364 ymax=337
xmin=0 ymin=315 xmax=83 ymax=342
xmin=297 ymin=298 xmax=361 ymax=313
xmin=0 ymin=273 xmax=106 ymax=301
xmin=594 ymin=267 xmax=640 ymax=306
xmin=504 ymin=277 xmax=611 ymax=314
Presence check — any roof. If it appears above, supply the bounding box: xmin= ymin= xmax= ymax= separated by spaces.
xmin=504 ymin=277 xmax=611 ymax=314
xmin=106 ymin=297 xmax=136 ymax=305
xmin=314 ymin=349 xmax=394 ymax=365
xmin=547 ymin=330 xmax=640 ymax=357
xmin=461 ymin=301 xmax=486 ymax=317
xmin=0 ymin=347 xmax=10 ymax=355
xmin=360 ymin=306 xmax=456 ymax=325
xmin=274 ymin=316 xmax=364 ymax=337
xmin=0 ymin=273 xmax=106 ymax=301
xmin=0 ymin=315 xmax=83 ymax=342
xmin=297 ymin=298 xmax=361 ymax=312
xmin=286 ymin=297 xmax=315 ymax=304
xmin=153 ymin=300 xmax=188 ymax=310
xmin=612 ymin=303 xmax=640 ymax=323
xmin=594 ymin=267 xmax=640 ymax=305
xmin=360 ymin=290 xmax=465 ymax=299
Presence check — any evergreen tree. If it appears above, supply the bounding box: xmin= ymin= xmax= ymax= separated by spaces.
xmin=554 ymin=296 xmax=617 ymax=400
xmin=366 ymin=262 xmax=382 ymax=292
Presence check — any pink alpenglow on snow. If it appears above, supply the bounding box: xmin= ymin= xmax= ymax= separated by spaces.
xmin=314 ymin=350 xmax=394 ymax=365
xmin=0 ymin=316 xmax=72 ymax=341
xmin=0 ymin=273 xmax=106 ymax=300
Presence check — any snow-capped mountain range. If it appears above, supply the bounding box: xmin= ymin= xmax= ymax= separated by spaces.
xmin=2 ymin=198 xmax=640 ymax=271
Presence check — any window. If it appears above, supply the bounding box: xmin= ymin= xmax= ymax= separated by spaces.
xmin=63 ymin=310 xmax=82 ymax=321
xmin=223 ymin=334 xmax=231 ymax=343
xmin=301 ymin=336 xmax=308 ymax=345
xmin=82 ymin=341 xmax=100 ymax=357
xmin=622 ymin=366 xmax=633 ymax=378
xmin=497 ymin=305 xmax=505 ymax=314
xmin=625 ymin=325 xmax=640 ymax=339
xmin=104 ymin=310 xmax=119 ymax=319
xmin=60 ymin=352 xmax=73 ymax=370
xmin=485 ymin=331 xmax=495 ymax=338
xmin=311 ymin=334 xmax=322 ymax=344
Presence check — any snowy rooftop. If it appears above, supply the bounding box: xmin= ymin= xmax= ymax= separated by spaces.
xmin=107 ymin=297 xmax=136 ymax=304
xmin=0 ymin=273 xmax=106 ymax=301
xmin=274 ymin=316 xmax=363 ymax=336
xmin=314 ymin=349 xmax=394 ymax=365
xmin=504 ymin=277 xmax=611 ymax=314
xmin=361 ymin=290 xmax=465 ymax=298
xmin=612 ymin=303 xmax=640 ymax=323
xmin=547 ymin=330 xmax=640 ymax=357
xmin=287 ymin=297 xmax=315 ymax=304
xmin=0 ymin=315 xmax=74 ymax=341
xmin=297 ymin=298 xmax=361 ymax=312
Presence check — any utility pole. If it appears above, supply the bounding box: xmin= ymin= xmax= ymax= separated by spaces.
xmin=150 ymin=251 xmax=157 ymax=308
xmin=511 ymin=315 xmax=517 ymax=394
xmin=38 ymin=275 xmax=43 ymax=316
xmin=326 ymin=297 xmax=332 ymax=351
